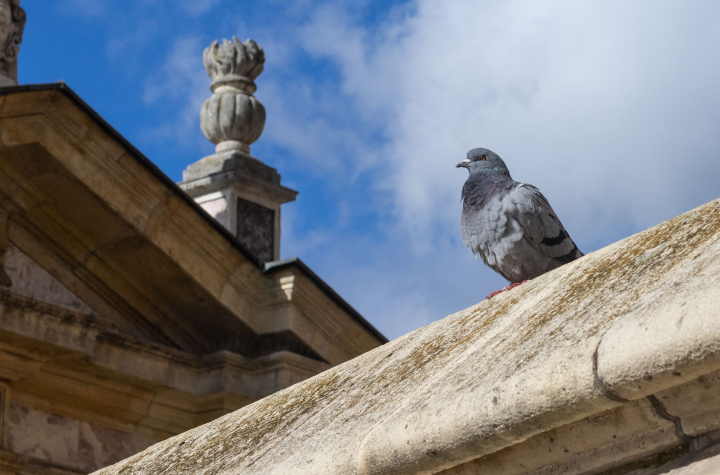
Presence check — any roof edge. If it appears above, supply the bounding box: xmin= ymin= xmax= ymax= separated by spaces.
xmin=0 ymin=82 xmax=263 ymax=267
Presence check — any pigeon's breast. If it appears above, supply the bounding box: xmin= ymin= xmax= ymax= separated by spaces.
xmin=461 ymin=190 xmax=520 ymax=266
xmin=462 ymin=180 xmax=505 ymax=210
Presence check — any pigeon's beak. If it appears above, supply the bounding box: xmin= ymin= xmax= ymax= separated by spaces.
xmin=456 ymin=159 xmax=470 ymax=169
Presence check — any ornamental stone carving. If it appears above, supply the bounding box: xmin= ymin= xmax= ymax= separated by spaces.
xmin=0 ymin=0 xmax=25 ymax=87
xmin=200 ymin=37 xmax=266 ymax=155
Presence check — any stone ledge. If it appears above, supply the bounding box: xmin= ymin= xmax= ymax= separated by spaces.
xmin=0 ymin=288 xmax=331 ymax=440
xmin=622 ymin=431 xmax=720 ymax=474
xmin=92 ymin=196 xmax=720 ymax=475
xmin=0 ymin=289 xmax=330 ymax=397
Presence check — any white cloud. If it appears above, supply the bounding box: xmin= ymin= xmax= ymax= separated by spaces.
xmin=276 ymin=0 xmax=720 ymax=338
xmin=142 ymin=37 xmax=210 ymax=150
xmin=143 ymin=37 xmax=206 ymax=104
xmin=179 ymin=0 xmax=221 ymax=16
xmin=260 ymin=80 xmax=374 ymax=173
xmin=297 ymin=0 xmax=720 ymax=252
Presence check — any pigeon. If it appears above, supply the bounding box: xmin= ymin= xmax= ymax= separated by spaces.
xmin=457 ymin=148 xmax=583 ymax=298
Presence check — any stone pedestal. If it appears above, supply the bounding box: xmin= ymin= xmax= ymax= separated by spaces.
xmin=180 ymin=151 xmax=296 ymax=262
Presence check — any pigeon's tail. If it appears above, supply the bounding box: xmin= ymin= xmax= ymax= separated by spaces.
xmin=556 ymin=243 xmax=583 ymax=264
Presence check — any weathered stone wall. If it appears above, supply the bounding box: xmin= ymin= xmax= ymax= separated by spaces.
xmin=8 ymin=404 xmax=156 ymax=473
xmin=5 ymin=244 xmax=99 ymax=315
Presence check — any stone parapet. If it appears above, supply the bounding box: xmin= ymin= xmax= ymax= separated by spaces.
xmin=95 ymin=196 xmax=720 ymax=474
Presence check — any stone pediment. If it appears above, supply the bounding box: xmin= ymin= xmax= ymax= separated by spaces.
xmin=0 ymin=83 xmax=385 ymax=364
xmin=5 ymin=243 xmax=99 ymax=316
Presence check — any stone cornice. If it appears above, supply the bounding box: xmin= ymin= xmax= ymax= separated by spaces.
xmin=180 ymin=155 xmax=298 ymax=206
xmin=0 ymin=83 xmax=262 ymax=267
xmin=0 ymin=288 xmax=330 ymax=440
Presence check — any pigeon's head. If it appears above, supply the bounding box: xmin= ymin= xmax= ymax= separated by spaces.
xmin=456 ymin=148 xmax=511 ymax=178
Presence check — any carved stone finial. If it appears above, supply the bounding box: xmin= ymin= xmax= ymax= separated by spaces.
xmin=184 ymin=36 xmax=297 ymax=263
xmin=200 ymin=37 xmax=266 ymax=155
xmin=0 ymin=0 xmax=25 ymax=87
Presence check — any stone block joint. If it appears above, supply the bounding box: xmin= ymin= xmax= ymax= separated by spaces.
xmin=647 ymin=394 xmax=690 ymax=442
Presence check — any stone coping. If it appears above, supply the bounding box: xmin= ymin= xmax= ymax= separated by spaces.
xmin=94 ymin=197 xmax=720 ymax=474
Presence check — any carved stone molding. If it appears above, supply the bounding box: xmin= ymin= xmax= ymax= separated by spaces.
xmin=0 ymin=0 xmax=25 ymax=87
xmin=200 ymin=37 xmax=266 ymax=155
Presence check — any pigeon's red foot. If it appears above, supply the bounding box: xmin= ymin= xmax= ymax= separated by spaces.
xmin=485 ymin=280 xmax=529 ymax=300
xmin=485 ymin=289 xmax=505 ymax=299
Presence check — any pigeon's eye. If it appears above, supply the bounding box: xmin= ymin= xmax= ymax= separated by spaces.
xmin=480 ymin=156 xmax=487 ymax=161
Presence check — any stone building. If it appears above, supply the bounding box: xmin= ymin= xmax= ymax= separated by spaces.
xmin=6 ymin=3 xmax=720 ymax=475
xmin=0 ymin=3 xmax=386 ymax=473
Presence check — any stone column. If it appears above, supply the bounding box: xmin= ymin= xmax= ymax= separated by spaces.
xmin=0 ymin=0 xmax=25 ymax=87
xmin=180 ymin=37 xmax=297 ymax=263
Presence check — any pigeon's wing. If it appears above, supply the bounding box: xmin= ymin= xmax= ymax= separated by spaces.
xmin=510 ymin=183 xmax=583 ymax=264
xmin=460 ymin=180 xmax=582 ymax=283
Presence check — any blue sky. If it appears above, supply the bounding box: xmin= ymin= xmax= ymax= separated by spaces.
xmin=18 ymin=1 xmax=720 ymax=339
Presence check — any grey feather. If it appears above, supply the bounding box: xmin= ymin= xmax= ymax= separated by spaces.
xmin=458 ymin=148 xmax=583 ymax=283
